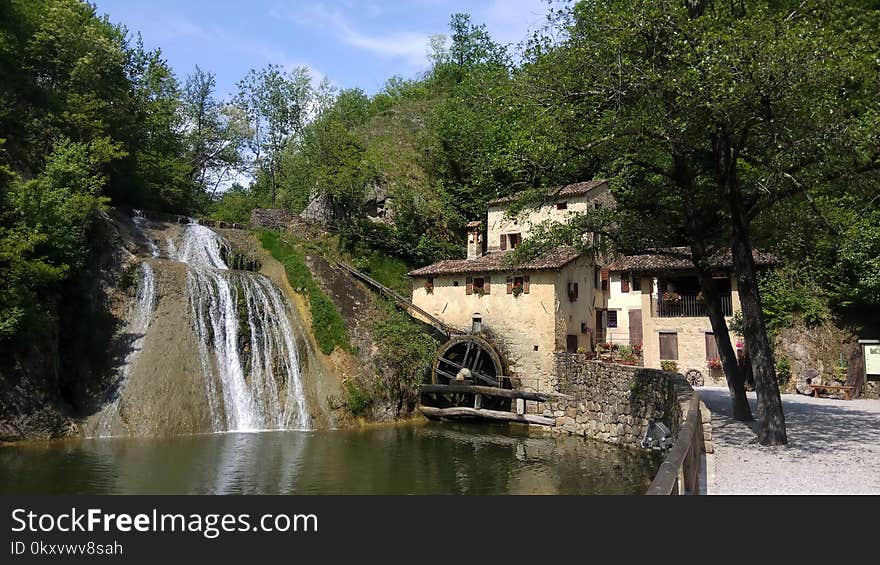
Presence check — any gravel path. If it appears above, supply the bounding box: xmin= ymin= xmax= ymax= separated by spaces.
xmin=700 ymin=387 xmax=880 ymax=495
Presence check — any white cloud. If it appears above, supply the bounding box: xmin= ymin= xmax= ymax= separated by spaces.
xmin=275 ymin=3 xmax=433 ymax=68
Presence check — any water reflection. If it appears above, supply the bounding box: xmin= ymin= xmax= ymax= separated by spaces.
xmin=0 ymin=423 xmax=660 ymax=495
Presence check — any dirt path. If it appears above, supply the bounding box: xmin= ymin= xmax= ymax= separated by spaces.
xmin=700 ymin=387 xmax=880 ymax=494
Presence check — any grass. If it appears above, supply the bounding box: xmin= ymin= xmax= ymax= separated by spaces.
xmin=259 ymin=229 xmax=350 ymax=355
xmin=351 ymin=249 xmax=411 ymax=296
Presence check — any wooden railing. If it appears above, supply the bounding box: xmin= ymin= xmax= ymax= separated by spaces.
xmin=335 ymin=260 xmax=464 ymax=338
xmin=652 ymin=294 xmax=732 ymax=317
xmin=645 ymin=391 xmax=703 ymax=495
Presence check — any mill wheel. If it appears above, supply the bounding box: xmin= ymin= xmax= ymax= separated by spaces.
xmin=685 ymin=369 xmax=704 ymax=387
xmin=426 ymin=335 xmax=510 ymax=412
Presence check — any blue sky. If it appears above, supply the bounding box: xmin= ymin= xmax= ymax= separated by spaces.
xmin=92 ymin=1 xmax=552 ymax=98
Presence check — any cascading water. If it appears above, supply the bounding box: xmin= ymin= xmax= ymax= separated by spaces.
xmin=87 ymin=213 xmax=317 ymax=437
xmin=175 ymin=222 xmax=310 ymax=431
xmin=91 ymin=261 xmax=156 ymax=436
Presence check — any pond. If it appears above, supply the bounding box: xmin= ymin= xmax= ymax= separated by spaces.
xmin=0 ymin=422 xmax=660 ymax=495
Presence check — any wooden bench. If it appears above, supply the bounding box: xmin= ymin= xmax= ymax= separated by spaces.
xmin=810 ymin=384 xmax=854 ymax=400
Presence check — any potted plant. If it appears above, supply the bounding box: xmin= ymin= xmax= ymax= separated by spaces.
xmin=661 ymin=360 xmax=678 ymax=372
xmin=512 ymin=282 xmax=524 ymax=297
xmin=662 ymin=291 xmax=681 ymax=303
xmin=707 ymin=357 xmax=722 ymax=370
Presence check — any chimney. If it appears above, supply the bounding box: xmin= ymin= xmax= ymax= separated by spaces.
xmin=467 ymin=221 xmax=484 ymax=260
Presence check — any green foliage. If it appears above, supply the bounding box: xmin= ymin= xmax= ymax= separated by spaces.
xmin=344 ymin=381 xmax=372 ymax=417
xmin=371 ymin=300 xmax=438 ymax=411
xmin=776 ymin=356 xmax=792 ymax=388
xmin=758 ymin=270 xmax=829 ymax=333
xmin=258 ymin=230 xmax=350 ymax=355
xmin=660 ymin=360 xmax=678 ymax=373
xmin=207 ymin=184 xmax=264 ymax=224
xmin=0 ymin=136 xmax=108 ymax=342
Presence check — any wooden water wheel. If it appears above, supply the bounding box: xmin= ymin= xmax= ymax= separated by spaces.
xmin=425 ymin=335 xmax=510 ymax=411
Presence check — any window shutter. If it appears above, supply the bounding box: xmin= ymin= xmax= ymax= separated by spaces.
xmin=601 ymin=268 xmax=610 ymax=291
xmin=506 ymin=276 xmax=513 ymax=294
xmin=466 ymin=276 xmax=473 ymax=295
xmin=500 ymin=235 xmax=507 ymax=250
xmin=523 ymin=275 xmax=530 ymax=294
xmin=659 ymin=332 xmax=679 ymax=360
xmin=621 ymin=273 xmax=630 ymax=293
xmin=484 ymin=276 xmax=491 ymax=294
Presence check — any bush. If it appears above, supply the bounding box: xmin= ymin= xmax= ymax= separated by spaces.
xmin=661 ymin=360 xmax=678 ymax=373
xmin=371 ymin=300 xmax=438 ymax=411
xmin=776 ymin=356 xmax=792 ymax=388
xmin=344 ymin=381 xmax=372 ymax=416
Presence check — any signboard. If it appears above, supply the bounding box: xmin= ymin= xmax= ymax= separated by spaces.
xmin=861 ymin=340 xmax=880 ymax=381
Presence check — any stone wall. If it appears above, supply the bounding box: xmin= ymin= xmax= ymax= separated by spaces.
xmin=547 ymin=353 xmax=697 ymax=448
xmin=249 ymin=208 xmax=296 ymax=231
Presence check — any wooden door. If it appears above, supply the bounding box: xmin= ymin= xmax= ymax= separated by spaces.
xmin=628 ymin=309 xmax=643 ymax=347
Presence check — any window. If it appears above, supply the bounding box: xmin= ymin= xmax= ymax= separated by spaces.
xmin=506 ymin=275 xmax=530 ymax=295
xmin=467 ymin=276 xmax=490 ymax=295
xmin=621 ymin=273 xmax=630 ymax=293
xmin=453 ymin=280 xmax=459 ymax=287
xmin=659 ymin=332 xmax=679 ymax=360
xmin=556 ymin=201 xmax=568 ymax=210
xmin=567 ymin=282 xmax=579 ymax=302
xmin=632 ymin=274 xmax=642 ymax=292
xmin=607 ymin=311 xmax=618 ymax=328
xmin=705 ymin=332 xmax=720 ymax=360
xmin=566 ymin=335 xmax=579 ymax=353
xmin=508 ymin=233 xmax=522 ymax=249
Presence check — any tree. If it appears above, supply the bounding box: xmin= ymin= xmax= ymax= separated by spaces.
xmin=181 ymin=66 xmax=247 ymax=206
xmin=234 ymin=64 xmax=315 ymax=205
xmin=506 ymin=0 xmax=880 ymax=444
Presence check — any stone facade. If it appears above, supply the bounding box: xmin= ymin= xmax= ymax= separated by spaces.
xmin=410 ymin=256 xmax=597 ymax=393
xmin=485 ymin=184 xmax=614 ymax=253
xmin=547 ymin=354 xmax=696 ymax=448
xmin=638 ymin=274 xmax=741 ymax=386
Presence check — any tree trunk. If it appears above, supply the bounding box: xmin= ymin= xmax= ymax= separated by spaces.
xmin=729 ymin=211 xmax=787 ymax=445
xmin=693 ymin=264 xmax=753 ymax=421
xmin=714 ymin=129 xmax=786 ymax=444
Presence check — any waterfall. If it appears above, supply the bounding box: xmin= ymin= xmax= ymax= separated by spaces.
xmin=133 ymin=212 xmax=160 ymax=258
xmin=92 ymin=261 xmax=156 ymax=437
xmin=175 ymin=222 xmax=311 ymax=431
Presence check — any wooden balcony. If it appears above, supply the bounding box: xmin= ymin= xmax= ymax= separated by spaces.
xmin=652 ymin=294 xmax=732 ymax=317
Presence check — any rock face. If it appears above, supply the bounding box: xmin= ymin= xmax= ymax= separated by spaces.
xmin=548 ymin=354 xmax=693 ymax=448
xmin=300 ymin=193 xmax=334 ymax=225
xmin=364 ymin=185 xmax=395 ymax=225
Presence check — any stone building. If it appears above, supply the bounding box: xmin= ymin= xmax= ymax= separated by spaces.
xmin=408 ymin=181 xmax=612 ymax=393
xmin=605 ymin=250 xmax=774 ymax=384
xmin=407 ymin=180 xmax=773 ymax=391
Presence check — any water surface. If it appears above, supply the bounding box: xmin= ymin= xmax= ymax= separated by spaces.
xmin=0 ymin=423 xmax=660 ymax=495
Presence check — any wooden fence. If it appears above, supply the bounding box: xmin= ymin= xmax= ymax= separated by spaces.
xmin=645 ymin=391 xmax=703 ymax=495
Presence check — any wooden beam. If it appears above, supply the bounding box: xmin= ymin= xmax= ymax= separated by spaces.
xmin=418 ymin=405 xmax=556 ymax=426
xmin=436 ymin=358 xmax=498 ymax=386
xmin=420 ymin=384 xmax=570 ymax=402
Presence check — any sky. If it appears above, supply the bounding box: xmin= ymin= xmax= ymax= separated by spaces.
xmin=92 ymin=0 xmax=553 ymax=98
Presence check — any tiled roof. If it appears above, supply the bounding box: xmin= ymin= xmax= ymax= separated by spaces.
xmin=487 ymin=180 xmax=609 ymax=206
xmin=408 ymin=247 xmax=582 ymax=277
xmin=607 ymin=247 xmax=777 ymax=272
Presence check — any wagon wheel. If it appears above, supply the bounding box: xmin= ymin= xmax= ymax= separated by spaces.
xmin=427 ymin=335 xmax=509 ymax=411
xmin=685 ymin=369 xmax=704 ymax=388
